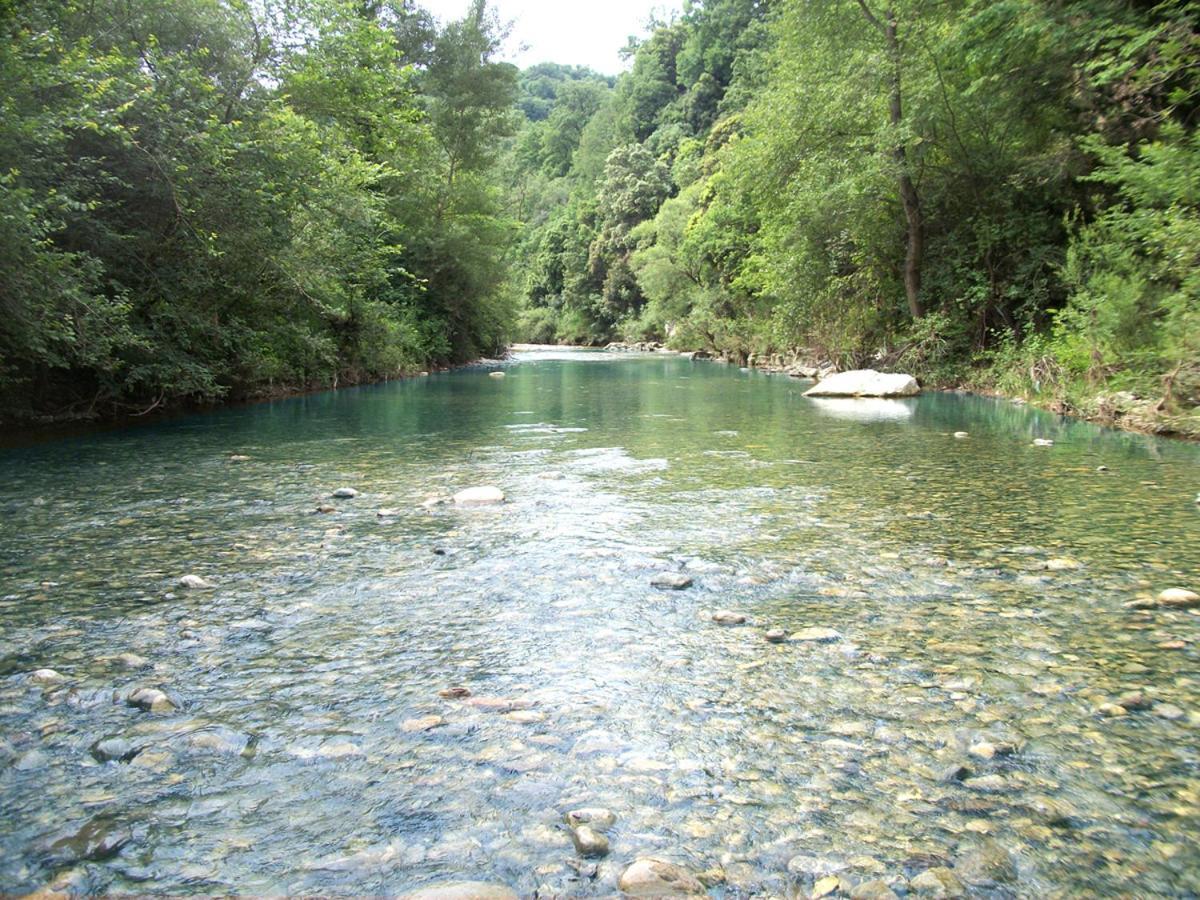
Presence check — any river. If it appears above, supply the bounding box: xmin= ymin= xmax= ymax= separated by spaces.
xmin=1 ymin=347 xmax=1198 ymax=897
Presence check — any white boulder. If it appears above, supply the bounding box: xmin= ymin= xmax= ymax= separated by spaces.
xmin=804 ymin=369 xmax=919 ymax=398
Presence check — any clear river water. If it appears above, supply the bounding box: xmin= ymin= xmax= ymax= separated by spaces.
xmin=1 ymin=347 xmax=1198 ymax=897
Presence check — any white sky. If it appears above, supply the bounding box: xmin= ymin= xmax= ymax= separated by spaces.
xmin=419 ymin=0 xmax=683 ymax=74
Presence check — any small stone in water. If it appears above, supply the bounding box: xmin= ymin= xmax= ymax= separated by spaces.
xmin=953 ymin=431 xmax=969 ymax=439
xmin=790 ymin=626 xmax=843 ymax=643
xmin=1097 ymin=702 xmax=1127 ymax=717
xmin=565 ymin=807 xmax=616 ymax=831
xmin=968 ymin=741 xmax=996 ymax=760
xmin=376 ymin=508 xmax=400 ymax=517
xmin=1033 ymin=438 xmax=1054 ymax=446
xmin=570 ymin=825 xmax=609 ymax=858
xmin=618 ymin=858 xmax=706 ymax=897
xmin=126 ymin=687 xmax=176 ymax=713
xmin=1154 ymin=702 xmax=1185 ymax=720
xmin=848 ymin=880 xmax=899 ymax=900
xmin=813 ymin=875 xmax=841 ymax=899
xmin=453 ymin=486 xmax=505 ymax=506
xmin=30 ymin=668 xmax=65 ymax=685
xmin=504 ymin=710 xmax=545 ymax=725
xmin=909 ymin=866 xmax=966 ymax=897
xmin=712 ymin=609 xmax=746 ymax=625
xmin=955 ymin=841 xmax=1017 ymax=886
xmin=937 ymin=764 xmax=971 ymax=783
xmin=178 ymin=574 xmax=213 ymax=590
xmin=650 ymin=572 xmax=693 ymax=590
xmin=1157 ymin=588 xmax=1199 ymax=609
xmin=962 ymin=775 xmax=1009 ymax=792
xmin=438 ymin=686 xmax=471 ymax=699
xmin=49 ymin=819 xmax=132 ymax=862
xmin=1116 ymin=690 xmax=1152 ymax=711
xmin=331 ymin=487 xmax=359 ymax=499
xmin=91 ymin=737 xmax=138 ymax=763
xmin=396 ymin=882 xmax=518 ymax=900
xmin=488 ymin=371 xmax=506 ymax=379
xmin=315 ymin=504 xmax=336 ymax=514
xmin=402 ymin=715 xmax=445 ymax=733
xmin=1044 ymin=557 xmax=1080 ymax=571
xmin=764 ymin=628 xmax=787 ymax=643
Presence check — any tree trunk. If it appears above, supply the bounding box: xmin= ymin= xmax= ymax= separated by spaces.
xmin=860 ymin=2 xmax=925 ymax=319
xmin=885 ymin=8 xmax=924 ymax=319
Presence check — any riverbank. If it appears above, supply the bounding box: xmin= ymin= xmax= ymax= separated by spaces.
xmin=597 ymin=341 xmax=1200 ymax=440
xmin=0 ymin=357 xmax=506 ymax=448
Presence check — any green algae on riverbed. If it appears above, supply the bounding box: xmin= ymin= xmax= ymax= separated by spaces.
xmin=1 ymin=348 xmax=1198 ymax=896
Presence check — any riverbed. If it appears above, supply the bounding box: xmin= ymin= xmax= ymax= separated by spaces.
xmin=1 ymin=348 xmax=1198 ymax=897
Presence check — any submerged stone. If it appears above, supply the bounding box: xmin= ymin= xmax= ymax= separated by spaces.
xmin=331 ymin=487 xmax=359 ymax=499
xmin=618 ymin=858 xmax=706 ymax=896
xmin=397 ymin=882 xmax=518 ymax=900
xmin=570 ymin=824 xmax=609 ymax=858
xmin=712 ymin=609 xmax=746 ymax=625
xmin=1157 ymin=588 xmax=1199 ymax=609
xmin=565 ymin=807 xmax=616 ymax=831
xmin=790 ymin=627 xmax=843 ymax=643
xmin=651 ymin=572 xmax=693 ymax=590
xmin=178 ymin=574 xmax=213 ymax=590
xmin=453 ymin=486 xmax=505 ymax=506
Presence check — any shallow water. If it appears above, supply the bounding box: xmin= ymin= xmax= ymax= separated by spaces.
xmin=1 ymin=348 xmax=1198 ymax=897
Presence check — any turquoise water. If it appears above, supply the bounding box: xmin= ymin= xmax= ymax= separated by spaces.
xmin=1 ymin=348 xmax=1198 ymax=896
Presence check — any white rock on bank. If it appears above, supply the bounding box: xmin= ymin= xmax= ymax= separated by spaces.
xmin=803 ymin=369 xmax=920 ymax=398
xmin=453 ymin=486 xmax=505 ymax=506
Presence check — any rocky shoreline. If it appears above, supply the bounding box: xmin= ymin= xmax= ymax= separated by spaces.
xmin=598 ymin=342 xmax=1198 ymax=440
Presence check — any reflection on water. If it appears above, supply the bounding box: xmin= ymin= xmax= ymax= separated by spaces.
xmin=1 ymin=349 xmax=1198 ymax=896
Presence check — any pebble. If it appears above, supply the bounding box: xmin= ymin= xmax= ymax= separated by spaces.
xmin=331 ymin=487 xmax=359 ymax=499
xmin=967 ymin=741 xmax=995 ymax=760
xmin=1157 ymin=588 xmax=1199 ymax=609
xmin=712 ymin=609 xmax=746 ymax=625
xmin=954 ymin=841 xmax=1016 ymax=886
xmin=90 ymin=737 xmax=137 ymax=763
xmin=650 ymin=572 xmax=693 ymax=590
xmin=453 ymin=486 xmax=505 ymax=506
xmin=953 ymin=431 xmax=969 ymax=438
xmin=764 ymin=628 xmax=787 ymax=643
xmin=1154 ymin=702 xmax=1185 ymax=720
xmin=849 ymin=880 xmax=899 ymax=900
xmin=909 ymin=866 xmax=966 ymax=897
xmin=315 ymin=504 xmax=336 ymax=514
xmin=488 ymin=371 xmax=506 ymax=379
xmin=790 ymin=627 xmax=843 ymax=643
xmin=397 ymin=882 xmax=518 ymax=900
xmin=618 ymin=858 xmax=706 ymax=896
xmin=565 ymin=807 xmax=616 ymax=831
xmin=48 ymin=819 xmax=132 ymax=862
xmin=376 ymin=508 xmax=400 ymax=517
xmin=126 ymin=687 xmax=177 ymax=713
xmin=178 ymin=574 xmax=213 ymax=590
xmin=30 ymin=668 xmax=65 ymax=685
xmin=1033 ymin=438 xmax=1054 ymax=446
xmin=570 ymin=825 xmax=609 ymax=858
xmin=438 ymin=686 xmax=471 ymax=699
xmin=401 ymin=715 xmax=445 ymax=733
xmin=962 ymin=775 xmax=1010 ymax=793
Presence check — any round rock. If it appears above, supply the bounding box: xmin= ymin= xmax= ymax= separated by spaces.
xmin=650 ymin=572 xmax=693 ymax=590
xmin=618 ymin=858 xmax=706 ymax=897
xmin=565 ymin=807 xmax=616 ymax=831
xmin=178 ymin=574 xmax=213 ymax=590
xmin=712 ymin=609 xmax=746 ymax=625
xmin=331 ymin=487 xmax=359 ymax=499
xmin=453 ymin=486 xmax=505 ymax=506
xmin=570 ymin=825 xmax=609 ymax=858
xmin=790 ymin=626 xmax=843 ymax=643
xmin=1157 ymin=588 xmax=1199 ymax=609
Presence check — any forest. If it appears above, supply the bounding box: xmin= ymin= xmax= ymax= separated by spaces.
xmin=1 ymin=0 xmax=1197 ymax=434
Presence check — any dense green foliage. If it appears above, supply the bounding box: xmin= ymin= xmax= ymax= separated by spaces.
xmin=0 ymin=0 xmax=516 ymax=421
xmin=509 ymin=0 xmax=1199 ymax=434
xmin=4 ymin=0 xmax=1197 ymax=432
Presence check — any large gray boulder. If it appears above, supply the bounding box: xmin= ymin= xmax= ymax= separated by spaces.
xmin=804 ymin=369 xmax=920 ymax=398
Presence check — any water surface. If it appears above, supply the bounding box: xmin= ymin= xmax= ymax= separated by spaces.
xmin=2 ymin=349 xmax=1198 ymax=896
